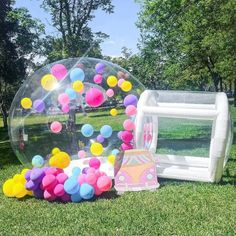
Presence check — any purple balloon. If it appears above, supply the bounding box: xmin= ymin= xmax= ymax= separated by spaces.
xmin=25 ymin=170 xmax=31 ymax=181
xmin=123 ymin=94 xmax=138 ymax=107
xmin=30 ymin=168 xmax=45 ymax=182
xmin=33 ymin=99 xmax=45 ymax=113
xmin=95 ymin=63 xmax=105 ymax=74
xmin=96 ymin=134 xmax=105 ymax=143
xmin=33 ymin=188 xmax=44 ymax=199
xmin=42 ymin=166 xmax=50 ymax=172
xmin=25 ymin=180 xmax=39 ymax=191
xmin=117 ymin=131 xmax=123 ymax=139
xmin=82 ymin=167 xmax=89 ymax=175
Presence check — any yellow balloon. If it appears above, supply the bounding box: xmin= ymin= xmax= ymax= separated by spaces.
xmin=41 ymin=74 xmax=58 ymax=91
xmin=21 ymin=168 xmax=30 ymax=175
xmin=13 ymin=174 xmax=26 ymax=184
xmin=110 ymin=108 xmax=118 ymax=116
xmin=90 ymin=142 xmax=103 ymax=156
xmin=73 ymin=81 xmax=84 ymax=92
xmin=121 ymin=81 xmax=132 ymax=92
xmin=108 ymin=155 xmax=116 ymax=165
xmin=27 ymin=190 xmax=33 ymax=196
xmin=13 ymin=183 xmax=27 ymax=198
xmin=107 ymin=75 xmax=118 ymax=87
xmin=2 ymin=179 xmax=15 ymax=197
xmin=49 ymin=151 xmax=71 ymax=169
xmin=21 ymin=97 xmax=32 ymax=109
xmin=52 ymin=147 xmax=61 ymax=155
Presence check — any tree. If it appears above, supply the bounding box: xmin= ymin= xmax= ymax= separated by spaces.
xmin=110 ymin=46 xmax=166 ymax=90
xmin=137 ymin=0 xmax=236 ymax=97
xmin=0 ymin=0 xmax=45 ymax=128
xmin=42 ymin=0 xmax=114 ymax=61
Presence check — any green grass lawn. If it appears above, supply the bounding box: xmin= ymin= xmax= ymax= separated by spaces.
xmin=0 ymin=107 xmax=235 ymax=235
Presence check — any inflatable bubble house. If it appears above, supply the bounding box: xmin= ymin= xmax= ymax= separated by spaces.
xmin=8 ymin=57 xmax=145 ymax=175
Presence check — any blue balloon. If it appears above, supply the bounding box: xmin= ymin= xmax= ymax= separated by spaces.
xmin=71 ymin=192 xmax=82 ymax=203
xmin=72 ymin=167 xmax=81 ymax=177
xmin=81 ymin=124 xmax=94 ymax=137
xmin=65 ymin=88 xmax=77 ymax=100
xmin=111 ymin=149 xmax=119 ymax=156
xmin=32 ymin=155 xmax=44 ymax=168
xmin=100 ymin=125 xmax=113 ymax=138
xmin=80 ymin=183 xmax=94 ymax=200
xmin=70 ymin=68 xmax=85 ymax=82
xmin=64 ymin=177 xmax=80 ymax=195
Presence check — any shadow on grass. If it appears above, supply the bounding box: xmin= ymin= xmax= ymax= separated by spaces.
xmin=93 ymin=189 xmax=120 ymax=201
xmin=0 ymin=128 xmax=20 ymax=168
xmin=220 ymin=167 xmax=236 ymax=186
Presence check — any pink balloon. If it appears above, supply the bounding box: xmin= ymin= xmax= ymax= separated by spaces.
xmin=45 ymin=167 xmax=60 ymax=176
xmin=78 ymin=174 xmax=86 ymax=185
xmin=56 ymin=173 xmax=68 ymax=184
xmin=106 ymin=89 xmax=114 ymax=98
xmin=97 ymin=176 xmax=112 ymax=192
xmin=121 ymin=142 xmax=133 ymax=151
xmin=42 ymin=174 xmax=58 ymax=190
xmin=144 ymin=134 xmax=152 ymax=142
xmin=87 ymin=167 xmax=96 ymax=174
xmin=93 ymin=74 xmax=103 ymax=84
xmin=118 ymin=78 xmax=125 ymax=87
xmin=125 ymin=105 xmax=137 ymax=116
xmin=94 ymin=184 xmax=103 ymax=196
xmin=121 ymin=131 xmax=133 ymax=143
xmin=85 ymin=173 xmax=97 ymax=185
xmin=95 ymin=170 xmax=102 ymax=178
xmin=51 ymin=64 xmax=67 ymax=80
xmin=58 ymin=93 xmax=70 ymax=105
xmin=54 ymin=184 xmax=65 ymax=197
xmin=123 ymin=119 xmax=135 ymax=131
xmin=61 ymin=104 xmax=70 ymax=113
xmin=44 ymin=189 xmax=57 ymax=201
xmin=89 ymin=158 xmax=101 ymax=169
xmin=78 ymin=150 xmax=86 ymax=158
xmin=50 ymin=121 xmax=62 ymax=133
xmin=85 ymin=88 xmax=104 ymax=107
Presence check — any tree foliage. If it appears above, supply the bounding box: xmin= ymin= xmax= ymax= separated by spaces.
xmin=42 ymin=0 xmax=114 ymax=61
xmin=0 ymin=0 xmax=45 ymax=127
xmin=137 ymin=0 xmax=236 ymax=92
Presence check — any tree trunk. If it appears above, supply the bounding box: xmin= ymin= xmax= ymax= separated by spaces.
xmin=229 ymin=80 xmax=232 ymax=94
xmin=219 ymin=76 xmax=223 ymax=92
xmin=0 ymin=103 xmax=8 ymax=128
xmin=212 ymin=72 xmax=221 ymax=92
xmin=206 ymin=57 xmax=222 ymax=92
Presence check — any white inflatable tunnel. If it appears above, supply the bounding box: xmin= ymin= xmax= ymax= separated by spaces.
xmin=135 ymin=90 xmax=233 ymax=183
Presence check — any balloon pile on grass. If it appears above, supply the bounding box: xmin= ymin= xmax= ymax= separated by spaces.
xmin=3 ymin=158 xmax=112 ymax=203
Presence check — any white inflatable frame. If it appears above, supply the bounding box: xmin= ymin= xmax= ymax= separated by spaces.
xmin=135 ymin=90 xmax=233 ymax=183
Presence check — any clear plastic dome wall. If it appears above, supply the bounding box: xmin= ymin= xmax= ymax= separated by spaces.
xmin=8 ymin=58 xmax=145 ymax=167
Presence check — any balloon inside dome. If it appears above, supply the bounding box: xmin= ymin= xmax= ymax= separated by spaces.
xmin=8 ymin=57 xmax=145 ymax=171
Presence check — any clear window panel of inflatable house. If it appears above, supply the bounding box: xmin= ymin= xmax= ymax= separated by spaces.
xmin=157 ymin=118 xmax=212 ymax=157
xmin=142 ymin=91 xmax=218 ymax=158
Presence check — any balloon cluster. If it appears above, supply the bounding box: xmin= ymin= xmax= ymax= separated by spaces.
xmin=116 ymin=93 xmax=138 ymax=152
xmin=3 ymin=158 xmax=112 ymax=202
xmin=3 ymin=169 xmax=33 ymax=198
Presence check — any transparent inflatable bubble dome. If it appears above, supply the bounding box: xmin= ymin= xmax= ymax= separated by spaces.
xmin=9 ymin=57 xmax=145 ymax=166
